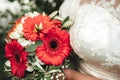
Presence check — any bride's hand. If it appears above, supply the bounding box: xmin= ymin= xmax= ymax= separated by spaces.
xmin=64 ymin=69 xmax=101 ymax=80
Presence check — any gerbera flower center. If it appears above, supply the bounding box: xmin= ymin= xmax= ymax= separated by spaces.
xmin=50 ymin=40 xmax=58 ymax=49
xmin=33 ymin=23 xmax=43 ymax=33
xmin=15 ymin=53 xmax=20 ymax=63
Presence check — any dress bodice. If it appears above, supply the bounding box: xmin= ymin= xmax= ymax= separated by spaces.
xmin=59 ymin=0 xmax=120 ymax=80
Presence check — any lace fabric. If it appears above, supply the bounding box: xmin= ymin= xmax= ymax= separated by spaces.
xmin=59 ymin=0 xmax=120 ymax=80
xmin=59 ymin=0 xmax=120 ymax=20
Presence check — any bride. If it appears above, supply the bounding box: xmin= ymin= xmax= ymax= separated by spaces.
xmin=59 ymin=0 xmax=120 ymax=80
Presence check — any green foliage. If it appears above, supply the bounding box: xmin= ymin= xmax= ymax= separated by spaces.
xmin=25 ymin=40 xmax=42 ymax=52
xmin=62 ymin=16 xmax=70 ymax=24
xmin=62 ymin=16 xmax=74 ymax=30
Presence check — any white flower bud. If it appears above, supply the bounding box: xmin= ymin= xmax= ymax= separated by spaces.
xmin=26 ymin=65 xmax=34 ymax=72
xmin=5 ymin=60 xmax=11 ymax=67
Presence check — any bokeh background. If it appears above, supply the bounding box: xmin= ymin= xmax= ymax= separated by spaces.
xmin=0 ymin=0 xmax=64 ymax=79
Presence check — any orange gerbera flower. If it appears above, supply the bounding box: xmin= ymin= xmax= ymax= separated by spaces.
xmin=36 ymin=27 xmax=71 ymax=66
xmin=5 ymin=40 xmax=28 ymax=78
xmin=23 ymin=14 xmax=62 ymax=41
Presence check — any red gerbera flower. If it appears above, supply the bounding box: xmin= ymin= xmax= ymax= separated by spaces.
xmin=51 ymin=20 xmax=62 ymax=27
xmin=36 ymin=27 xmax=71 ymax=66
xmin=23 ymin=14 xmax=62 ymax=41
xmin=5 ymin=40 xmax=28 ymax=78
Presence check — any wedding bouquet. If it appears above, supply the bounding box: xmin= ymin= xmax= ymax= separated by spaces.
xmin=4 ymin=11 xmax=74 ymax=80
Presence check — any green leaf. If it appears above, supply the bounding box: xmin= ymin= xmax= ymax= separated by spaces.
xmin=28 ymin=52 xmax=35 ymax=56
xmin=21 ymin=9 xmax=30 ymax=14
xmin=33 ymin=66 xmax=40 ymax=70
xmin=25 ymin=40 xmax=42 ymax=52
xmin=35 ymin=40 xmax=42 ymax=46
xmin=62 ymin=20 xmax=73 ymax=29
xmin=35 ymin=73 xmax=44 ymax=80
xmin=46 ymin=77 xmax=51 ymax=80
xmin=44 ymin=74 xmax=51 ymax=78
xmin=48 ymin=69 xmax=59 ymax=74
xmin=28 ymin=56 xmax=36 ymax=63
xmin=62 ymin=16 xmax=70 ymax=24
xmin=61 ymin=68 xmax=65 ymax=75
xmin=25 ymin=44 xmax=36 ymax=52
xmin=35 ymin=62 xmax=45 ymax=72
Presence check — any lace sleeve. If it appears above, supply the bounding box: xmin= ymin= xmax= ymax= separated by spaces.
xmin=59 ymin=0 xmax=120 ymax=20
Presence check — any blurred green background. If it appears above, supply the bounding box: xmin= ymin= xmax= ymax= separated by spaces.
xmin=0 ymin=0 xmax=64 ymax=79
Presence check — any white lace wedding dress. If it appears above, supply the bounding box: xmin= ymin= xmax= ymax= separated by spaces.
xmin=59 ymin=0 xmax=120 ymax=80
